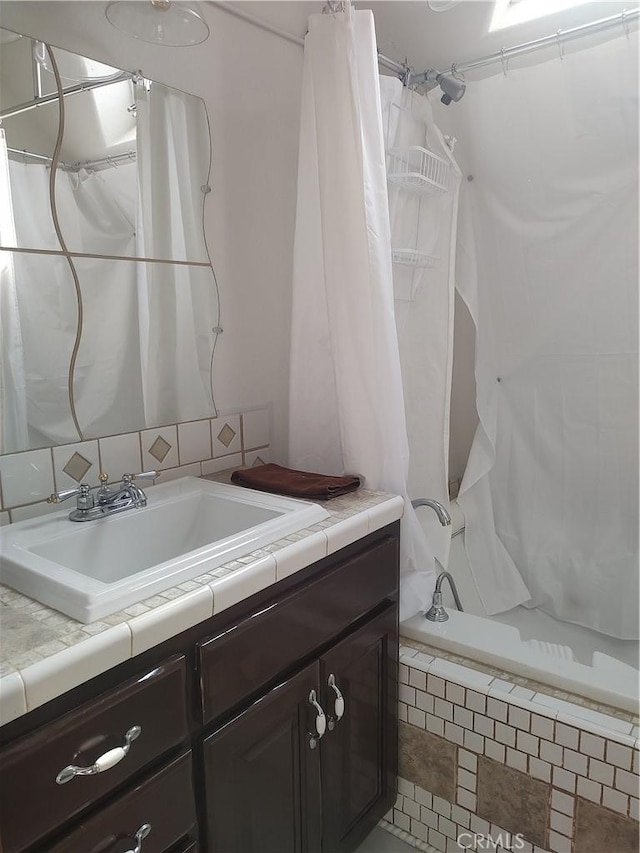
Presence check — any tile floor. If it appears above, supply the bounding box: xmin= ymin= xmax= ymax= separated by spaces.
xmin=355 ymin=827 xmax=416 ymax=852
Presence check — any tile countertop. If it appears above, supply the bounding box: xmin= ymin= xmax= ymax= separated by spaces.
xmin=0 ymin=475 xmax=404 ymax=726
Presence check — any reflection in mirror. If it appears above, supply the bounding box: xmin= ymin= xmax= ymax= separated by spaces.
xmin=0 ymin=252 xmax=76 ymax=451
xmin=0 ymin=31 xmax=220 ymax=454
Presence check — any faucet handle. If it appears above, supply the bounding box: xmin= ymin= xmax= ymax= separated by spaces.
xmin=47 ymin=485 xmax=83 ymax=504
xmin=122 ymin=471 xmax=158 ymax=483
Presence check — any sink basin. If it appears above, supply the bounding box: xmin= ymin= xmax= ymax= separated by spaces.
xmin=0 ymin=477 xmax=329 ymax=622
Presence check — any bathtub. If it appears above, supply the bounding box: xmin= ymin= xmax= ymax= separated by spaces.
xmin=402 ymin=502 xmax=640 ymax=714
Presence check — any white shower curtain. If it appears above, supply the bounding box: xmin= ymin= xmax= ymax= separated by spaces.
xmin=135 ymin=83 xmax=216 ymax=426
xmin=288 ymin=7 xmax=436 ymax=620
xmin=379 ymin=79 xmax=462 ymax=568
xmin=452 ymin=32 xmax=639 ymax=639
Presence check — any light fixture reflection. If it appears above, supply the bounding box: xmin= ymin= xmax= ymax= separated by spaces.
xmin=105 ymin=1 xmax=210 ymax=46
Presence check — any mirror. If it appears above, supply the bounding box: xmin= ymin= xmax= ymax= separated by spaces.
xmin=0 ymin=30 xmax=220 ymax=454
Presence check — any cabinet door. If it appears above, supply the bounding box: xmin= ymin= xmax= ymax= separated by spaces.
xmin=202 ymin=661 xmax=322 ymax=853
xmin=319 ymin=606 xmax=398 ymax=853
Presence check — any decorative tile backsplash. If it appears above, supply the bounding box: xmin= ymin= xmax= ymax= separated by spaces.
xmin=0 ymin=408 xmax=271 ymax=522
xmin=382 ymin=643 xmax=640 ymax=853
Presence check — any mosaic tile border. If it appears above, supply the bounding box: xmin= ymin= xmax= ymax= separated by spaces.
xmin=384 ymin=645 xmax=640 ymax=853
xmin=0 ymin=408 xmax=271 ymax=523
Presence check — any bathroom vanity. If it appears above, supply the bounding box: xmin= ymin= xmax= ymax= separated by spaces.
xmin=0 ymin=493 xmax=401 ymax=853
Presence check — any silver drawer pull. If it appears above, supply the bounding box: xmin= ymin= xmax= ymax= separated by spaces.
xmin=123 ymin=823 xmax=151 ymax=853
xmin=308 ymin=689 xmax=326 ymax=749
xmin=327 ymin=674 xmax=345 ymax=730
xmin=56 ymin=725 xmax=141 ymax=785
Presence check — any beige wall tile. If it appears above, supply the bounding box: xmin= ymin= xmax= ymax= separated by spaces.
xmin=575 ymin=797 xmax=639 ymax=853
xmin=398 ymin=721 xmax=457 ymax=803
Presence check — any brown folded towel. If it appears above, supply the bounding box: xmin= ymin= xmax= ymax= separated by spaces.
xmin=231 ymin=463 xmax=360 ymax=501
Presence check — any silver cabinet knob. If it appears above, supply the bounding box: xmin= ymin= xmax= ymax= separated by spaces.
xmin=308 ymin=689 xmax=327 ymax=748
xmin=327 ymin=674 xmax=345 ymax=730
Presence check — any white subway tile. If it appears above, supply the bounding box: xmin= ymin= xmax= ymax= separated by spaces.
xmin=432 ymin=796 xmax=451 ymax=818
xmin=451 ymin=805 xmax=471 ymax=828
xmin=421 ymin=806 xmax=439 ymax=830
xmin=397 ymin=777 xmax=415 ymax=798
xmin=487 ymin=696 xmax=509 ymax=722
xmin=614 ymin=768 xmax=640 ymax=797
xmin=485 ymin=739 xmax=506 ymax=764
xmin=453 ymin=705 xmax=474 ymax=730
xmin=410 ymin=819 xmax=429 ymax=843
xmin=580 ymin=731 xmax=605 ymax=761
xmin=403 ymin=798 xmax=421 ymax=821
xmin=428 ymin=828 xmax=447 ymax=852
xmin=469 ymin=815 xmax=491 ymax=835
xmin=459 ymin=749 xmax=477 ymax=773
xmin=550 ymin=810 xmax=573 ymax=837
xmin=408 ymin=706 xmax=426 ymax=729
xmin=399 ymin=664 xmax=409 ymax=684
xmin=457 ymin=788 xmax=476 ymax=812
xmin=427 ymin=674 xmax=446 ymax=698
xmin=399 ymin=684 xmax=416 ymax=706
xmin=606 ymin=741 xmax=633 ymax=770
xmin=415 ymin=786 xmax=432 ymax=809
xmin=602 ymin=786 xmax=629 ymax=815
xmin=458 ymin=767 xmax=476 ymax=792
xmin=409 ymin=668 xmax=427 ymax=692
xmin=495 ymin=722 xmax=516 ymax=747
xmin=629 ymin=797 xmax=639 ymax=821
xmin=393 ymin=809 xmax=411 ymax=832
xmin=555 ymin=722 xmax=580 ymax=751
xmin=444 ymin=721 xmax=464 ymax=746
xmin=531 ymin=714 xmax=555 ymax=742
xmin=413 ymin=651 xmax=436 ymax=671
xmin=506 ymin=748 xmax=528 ymax=772
xmin=474 ymin=713 xmax=495 ymax=739
xmin=563 ymin=748 xmax=588 ymax=776
xmin=512 ymin=685 xmax=536 ymax=702
xmin=427 ymin=714 xmax=445 ymax=737
xmin=416 ymin=690 xmax=434 ymax=714
xmin=464 ymin=730 xmax=484 ymax=753
xmin=551 ymin=790 xmax=575 ymax=816
xmin=446 ymin=681 xmax=465 ymax=706
xmin=517 ymin=730 xmax=539 ymax=757
xmin=398 ymin=702 xmax=408 ymax=722
xmin=540 ymin=739 xmax=564 ymax=766
xmin=588 ymin=758 xmax=614 ymax=787
xmin=529 ymin=757 xmax=552 ymax=782
xmin=548 ymin=830 xmax=571 ymax=853
xmin=466 ymin=690 xmax=486 ymax=714
xmin=576 ymin=776 xmax=601 ymax=803
xmin=434 ymin=697 xmax=454 ymax=722
xmin=438 ymin=816 xmax=457 ymax=841
xmin=553 ymin=766 xmax=576 ymax=793
xmin=429 ymin=658 xmax=493 ymax=690
xmin=489 ymin=678 xmax=514 ymax=695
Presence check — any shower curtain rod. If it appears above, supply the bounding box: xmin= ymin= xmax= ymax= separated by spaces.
xmin=0 ymin=71 xmax=134 ymax=122
xmin=7 ymin=145 xmax=136 ymax=173
xmin=449 ymin=8 xmax=639 ymax=75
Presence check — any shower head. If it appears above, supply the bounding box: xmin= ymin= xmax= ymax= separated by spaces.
xmin=407 ymin=67 xmax=466 ymax=105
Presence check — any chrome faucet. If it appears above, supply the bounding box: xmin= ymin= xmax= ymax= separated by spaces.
xmin=47 ymin=471 xmax=158 ymax=522
xmin=411 ymin=497 xmax=452 ymax=527
xmin=425 ymin=571 xmax=464 ymax=622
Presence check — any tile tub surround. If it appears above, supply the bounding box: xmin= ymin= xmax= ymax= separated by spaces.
xmin=0 ymin=487 xmax=404 ymax=724
xmin=0 ymin=408 xmax=272 ymax=522
xmin=383 ymin=644 xmax=639 ymax=853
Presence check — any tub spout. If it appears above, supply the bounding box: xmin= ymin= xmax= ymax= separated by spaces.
xmin=411 ymin=498 xmax=452 ymax=527
xmin=425 ymin=571 xmax=464 ymax=623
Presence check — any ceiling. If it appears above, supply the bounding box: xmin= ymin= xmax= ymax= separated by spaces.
xmin=223 ymin=1 xmax=637 ymax=73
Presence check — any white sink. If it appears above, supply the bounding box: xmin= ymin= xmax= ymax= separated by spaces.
xmin=0 ymin=477 xmax=329 ymax=623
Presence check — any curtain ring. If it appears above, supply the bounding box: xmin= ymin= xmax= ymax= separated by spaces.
xmin=556 ymin=30 xmax=564 ymax=61
xmin=500 ymin=48 xmax=508 ymax=76
xmin=622 ymin=9 xmax=630 ymax=39
xmin=450 ymin=62 xmax=465 ymax=83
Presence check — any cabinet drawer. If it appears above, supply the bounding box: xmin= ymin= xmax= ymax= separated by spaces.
xmin=0 ymin=655 xmax=189 ymax=853
xmin=45 ymin=751 xmax=196 ymax=853
xmin=198 ymin=535 xmax=398 ymax=724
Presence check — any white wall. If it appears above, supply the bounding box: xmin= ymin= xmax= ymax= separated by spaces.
xmin=0 ymin=1 xmax=304 ymax=462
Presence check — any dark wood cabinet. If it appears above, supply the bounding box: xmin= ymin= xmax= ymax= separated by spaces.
xmin=0 ymin=522 xmax=399 ymax=853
